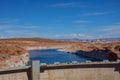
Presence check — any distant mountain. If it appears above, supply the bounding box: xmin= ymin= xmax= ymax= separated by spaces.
xmin=56 ymin=37 xmax=120 ymax=42
xmin=99 ymin=38 xmax=120 ymax=41
xmin=57 ymin=38 xmax=82 ymax=42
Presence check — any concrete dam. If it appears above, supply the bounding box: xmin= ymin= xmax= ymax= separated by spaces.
xmin=0 ymin=61 xmax=120 ymax=80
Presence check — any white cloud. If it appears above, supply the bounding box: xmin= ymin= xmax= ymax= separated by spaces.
xmin=102 ymin=25 xmax=120 ymax=31
xmin=55 ymin=20 xmax=62 ymax=22
xmin=3 ymin=29 xmax=41 ymax=38
xmin=72 ymin=20 xmax=90 ymax=23
xmin=80 ymin=12 xmax=113 ymax=16
xmin=0 ymin=19 xmax=19 ymax=23
xmin=0 ymin=25 xmax=12 ymax=30
xmin=99 ymin=25 xmax=120 ymax=38
xmin=115 ymin=22 xmax=120 ymax=25
xmin=0 ymin=24 xmax=42 ymax=38
xmin=51 ymin=33 xmax=94 ymax=39
xmin=50 ymin=2 xmax=83 ymax=7
xmin=0 ymin=24 xmax=41 ymax=30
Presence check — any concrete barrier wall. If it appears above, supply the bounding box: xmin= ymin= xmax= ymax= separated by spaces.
xmin=0 ymin=62 xmax=119 ymax=80
xmin=0 ymin=72 xmax=28 ymax=80
xmin=40 ymin=63 xmax=120 ymax=80
xmin=40 ymin=67 xmax=119 ymax=80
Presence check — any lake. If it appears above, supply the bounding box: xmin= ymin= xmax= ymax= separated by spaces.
xmin=28 ymin=49 xmax=89 ymax=64
xmin=28 ymin=49 xmax=108 ymax=64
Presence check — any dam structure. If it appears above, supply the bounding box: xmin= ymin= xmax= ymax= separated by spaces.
xmin=0 ymin=60 xmax=120 ymax=80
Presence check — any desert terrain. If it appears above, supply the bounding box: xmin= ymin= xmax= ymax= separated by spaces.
xmin=0 ymin=38 xmax=120 ymax=68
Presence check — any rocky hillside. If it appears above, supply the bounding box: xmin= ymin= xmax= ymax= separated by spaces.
xmin=94 ymin=42 xmax=120 ymax=59
xmin=0 ymin=38 xmax=76 ymax=68
xmin=0 ymin=42 xmax=29 ymax=68
xmin=0 ymin=38 xmax=120 ymax=68
xmin=0 ymin=45 xmax=25 ymax=60
xmin=0 ymin=38 xmax=76 ymax=48
xmin=62 ymin=42 xmax=120 ymax=60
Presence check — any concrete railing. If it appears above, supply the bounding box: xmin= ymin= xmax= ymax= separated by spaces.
xmin=0 ymin=61 xmax=120 ymax=80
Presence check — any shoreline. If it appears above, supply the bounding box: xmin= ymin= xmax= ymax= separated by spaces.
xmin=0 ymin=46 xmax=70 ymax=68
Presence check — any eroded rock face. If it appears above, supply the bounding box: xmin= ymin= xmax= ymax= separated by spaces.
xmin=62 ymin=42 xmax=120 ymax=61
xmin=0 ymin=43 xmax=29 ymax=68
xmin=3 ymin=52 xmax=29 ymax=68
xmin=115 ymin=46 xmax=120 ymax=51
xmin=96 ymin=42 xmax=120 ymax=60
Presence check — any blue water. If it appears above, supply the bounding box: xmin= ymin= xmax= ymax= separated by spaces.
xmin=28 ymin=49 xmax=88 ymax=64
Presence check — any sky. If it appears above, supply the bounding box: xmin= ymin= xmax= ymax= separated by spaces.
xmin=0 ymin=0 xmax=120 ymax=39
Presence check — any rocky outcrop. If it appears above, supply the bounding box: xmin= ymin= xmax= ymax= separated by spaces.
xmin=0 ymin=43 xmax=29 ymax=68
xmin=0 ymin=53 xmax=29 ymax=68
xmin=1 ymin=52 xmax=29 ymax=68
xmin=61 ymin=42 xmax=120 ymax=61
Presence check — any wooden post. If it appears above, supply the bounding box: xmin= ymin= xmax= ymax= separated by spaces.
xmin=32 ymin=60 xmax=40 ymax=80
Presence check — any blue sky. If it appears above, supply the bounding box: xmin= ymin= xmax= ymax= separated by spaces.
xmin=0 ymin=0 xmax=120 ymax=39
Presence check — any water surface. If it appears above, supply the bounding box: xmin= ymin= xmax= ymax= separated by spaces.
xmin=29 ymin=49 xmax=89 ymax=64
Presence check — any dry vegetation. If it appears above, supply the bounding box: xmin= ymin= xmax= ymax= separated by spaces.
xmin=0 ymin=43 xmax=26 ymax=61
